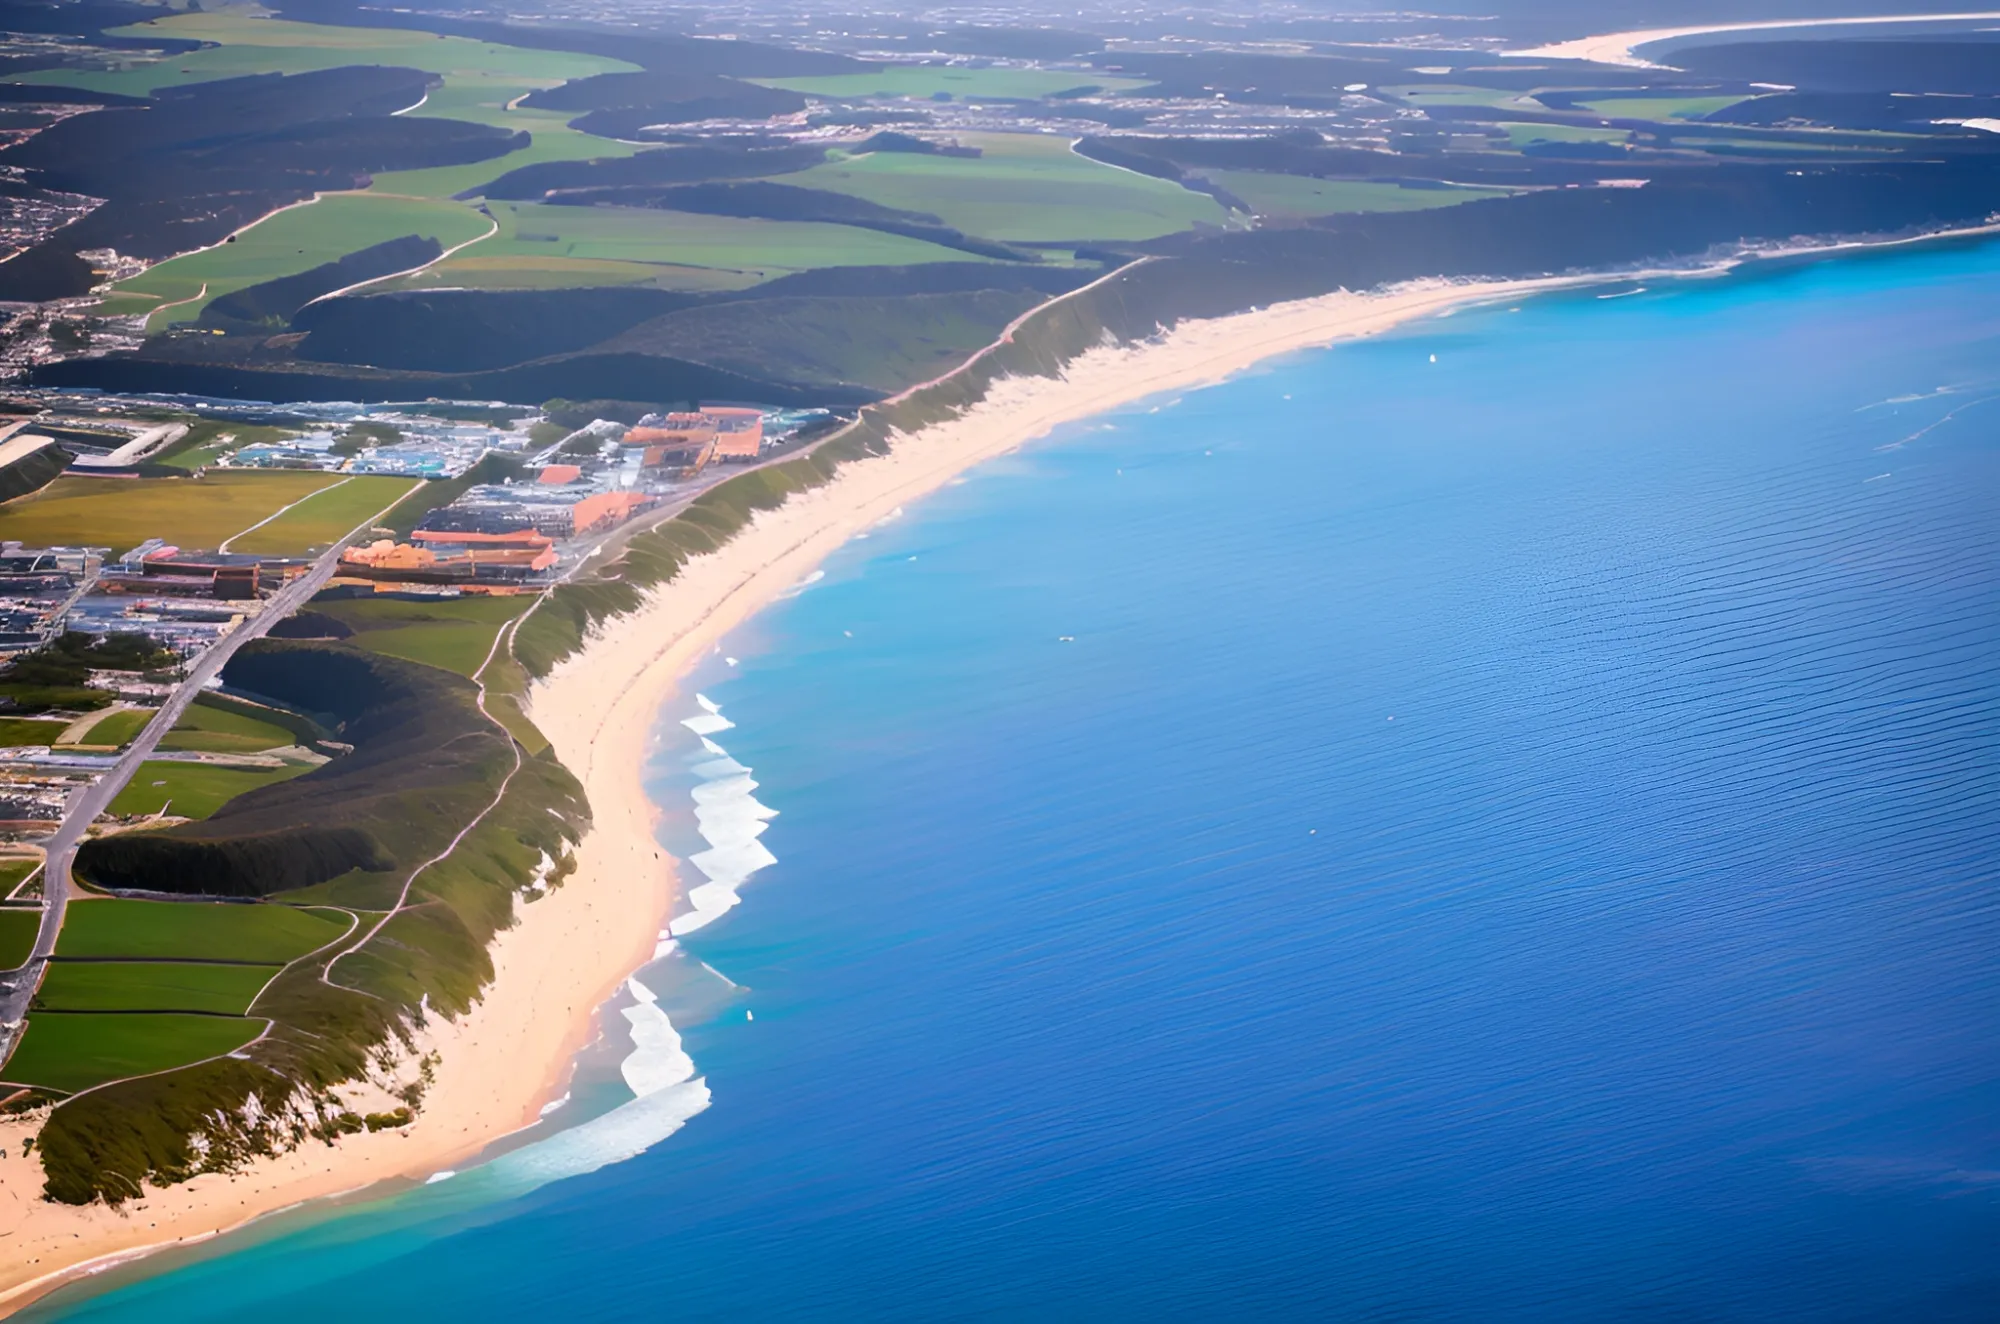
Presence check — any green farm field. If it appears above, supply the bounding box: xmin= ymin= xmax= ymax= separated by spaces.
xmin=1 ymin=1012 xmax=262 ymax=1093
xmin=374 ymin=116 xmax=638 ymax=202
xmin=0 ymin=471 xmax=343 ymax=555
xmin=108 ymin=761 xmax=314 ymax=821
xmin=228 ymin=476 xmax=421 ymax=556
xmin=74 ymin=708 xmax=156 ymax=749
xmin=1202 ymin=171 xmax=1510 ymax=218
xmin=19 ymin=11 xmax=629 ymax=99
xmin=159 ymin=705 xmax=299 ymax=755
xmin=1579 ymin=95 xmax=1753 ymax=120
xmin=108 ymin=192 xmax=493 ymax=330
xmin=313 ymin=594 xmax=533 ymax=677
xmin=1502 ymin=122 xmax=1634 ymax=147
xmin=0 ymin=908 xmax=36 ymax=970
xmin=789 ymin=133 xmax=1230 ymax=242
xmin=387 ymin=255 xmax=761 ymax=293
xmin=0 ymin=718 xmax=66 ymax=747
xmin=55 ymin=899 xmax=351 ymax=963
xmin=36 ymin=961 xmax=279 ymax=1015
xmin=461 ymin=201 xmax=989 ymax=286
xmin=754 ymin=67 xmax=1146 ymax=100
xmin=1385 ymin=85 xmax=1544 ymax=110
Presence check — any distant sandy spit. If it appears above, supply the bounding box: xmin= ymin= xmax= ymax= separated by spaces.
xmin=0 ymin=268 xmax=1672 ymax=1315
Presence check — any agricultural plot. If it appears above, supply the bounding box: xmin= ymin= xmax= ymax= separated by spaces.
xmin=312 ymin=594 xmax=533 ymax=678
xmin=20 ymin=11 xmax=629 ymax=99
xmin=1383 ymin=85 xmax=1545 ymax=110
xmin=389 ymin=255 xmax=759 ymax=293
xmin=108 ymin=760 xmax=314 ymax=821
xmin=788 ymin=133 xmax=1229 ymax=243
xmin=0 ymin=908 xmax=36 ymax=970
xmin=1580 ymin=95 xmax=1753 ymax=121
xmin=373 ymin=112 xmax=638 ymax=202
xmin=0 ymin=471 xmax=342 ymax=555
xmin=159 ymin=705 xmax=300 ymax=756
xmin=35 ymin=961 xmax=280 ymax=1015
xmin=228 ymin=476 xmax=421 ymax=556
xmin=1 ymin=1012 xmax=262 ymax=1093
xmin=754 ymin=68 xmax=1146 ymax=100
xmin=1501 ymin=122 xmax=1634 ymax=148
xmin=0 ymin=718 xmax=65 ymax=747
xmin=1202 ymin=172 xmax=1510 ymax=218
xmin=73 ymin=708 xmax=156 ymax=749
xmin=54 ymin=899 xmax=350 ymax=963
xmin=453 ymin=202 xmax=990 ymax=288
xmin=108 ymin=192 xmax=493 ymax=330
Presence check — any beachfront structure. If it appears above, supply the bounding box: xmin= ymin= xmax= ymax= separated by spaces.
xmin=624 ymin=407 xmax=767 ymax=471
xmin=705 ymin=407 xmax=764 ymax=461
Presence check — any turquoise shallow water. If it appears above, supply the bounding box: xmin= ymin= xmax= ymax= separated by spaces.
xmin=32 ymin=241 xmax=2000 ymax=1320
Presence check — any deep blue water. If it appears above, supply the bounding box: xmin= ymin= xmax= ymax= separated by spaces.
xmin=35 ymin=242 xmax=2000 ymax=1321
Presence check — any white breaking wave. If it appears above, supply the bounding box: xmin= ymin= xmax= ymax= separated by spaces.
xmin=667 ymin=696 xmax=779 ymax=938
xmin=487 ymin=976 xmax=710 ymax=1188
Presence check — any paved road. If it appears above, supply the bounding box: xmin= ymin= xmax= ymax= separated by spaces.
xmin=0 ymin=501 xmax=405 ymax=1045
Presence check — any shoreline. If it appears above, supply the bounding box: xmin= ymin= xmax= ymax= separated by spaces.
xmin=0 ymin=231 xmax=1979 ymax=1314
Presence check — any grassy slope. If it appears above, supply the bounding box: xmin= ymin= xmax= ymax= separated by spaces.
xmin=0 ymin=910 xmax=35 ymax=970
xmin=19 ymin=11 xmax=627 ymax=97
xmin=786 ymin=133 xmax=1228 ymax=242
xmin=229 ymin=476 xmax=420 ymax=555
xmin=1203 ymin=172 xmax=1512 ymax=218
xmin=3 ymin=1015 xmax=262 ymax=1094
xmin=54 ymin=899 xmax=349 ymax=963
xmin=1580 ymin=95 xmax=1752 ymax=120
xmin=312 ymin=595 xmax=532 ymax=677
xmin=0 ymin=472 xmax=342 ymax=555
xmin=0 ymin=718 xmax=66 ymax=746
xmin=159 ymin=706 xmax=298 ymax=755
xmin=35 ymin=962 xmax=280 ymax=1015
xmin=427 ymin=201 xmax=993 ymax=289
xmin=108 ymin=762 xmax=315 ymax=821
xmin=110 ymin=193 xmax=494 ymax=331
xmin=1501 ymin=122 xmax=1633 ymax=147
xmin=74 ymin=709 xmax=156 ymax=749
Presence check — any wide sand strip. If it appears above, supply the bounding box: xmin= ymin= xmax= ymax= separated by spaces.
xmin=0 ymin=271 xmax=1623 ymax=1313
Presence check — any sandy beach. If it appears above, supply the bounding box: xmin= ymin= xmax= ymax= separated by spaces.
xmin=0 ymin=269 xmax=1629 ymax=1313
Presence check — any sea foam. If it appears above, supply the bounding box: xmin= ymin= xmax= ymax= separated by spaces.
xmin=668 ymin=695 xmax=780 ymax=938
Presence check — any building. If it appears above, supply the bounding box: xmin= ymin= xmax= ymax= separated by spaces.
xmin=705 ymin=407 xmax=765 ymax=461
xmin=96 ymin=547 xmax=266 ymax=601
xmin=572 ymin=490 xmax=658 ymax=535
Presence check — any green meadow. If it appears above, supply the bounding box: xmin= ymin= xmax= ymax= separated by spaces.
xmin=1501 ymin=122 xmax=1634 ymax=148
xmin=0 ymin=471 xmax=344 ymax=555
xmin=73 ymin=708 xmax=157 ymax=749
xmin=790 ymin=133 xmax=1229 ymax=242
xmin=1202 ymin=171 xmax=1510 ymax=218
xmin=24 ymin=11 xmax=629 ymax=98
xmin=108 ymin=760 xmax=314 ymax=821
xmin=110 ymin=192 xmax=493 ymax=330
xmin=228 ymin=476 xmax=422 ymax=556
xmin=1 ymin=1012 xmax=262 ymax=1093
xmin=454 ymin=201 xmax=989 ymax=287
xmin=1579 ymin=95 xmax=1753 ymax=121
xmin=0 ymin=718 xmax=66 ymax=747
xmin=35 ymin=961 xmax=280 ymax=1015
xmin=313 ymin=594 xmax=534 ymax=677
xmin=0 ymin=908 xmax=37 ymax=970
xmin=159 ymin=705 xmax=300 ymax=756
xmin=55 ymin=899 xmax=350 ymax=964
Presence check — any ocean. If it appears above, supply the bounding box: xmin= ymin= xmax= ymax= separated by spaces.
xmin=31 ymin=240 xmax=2000 ymax=1320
